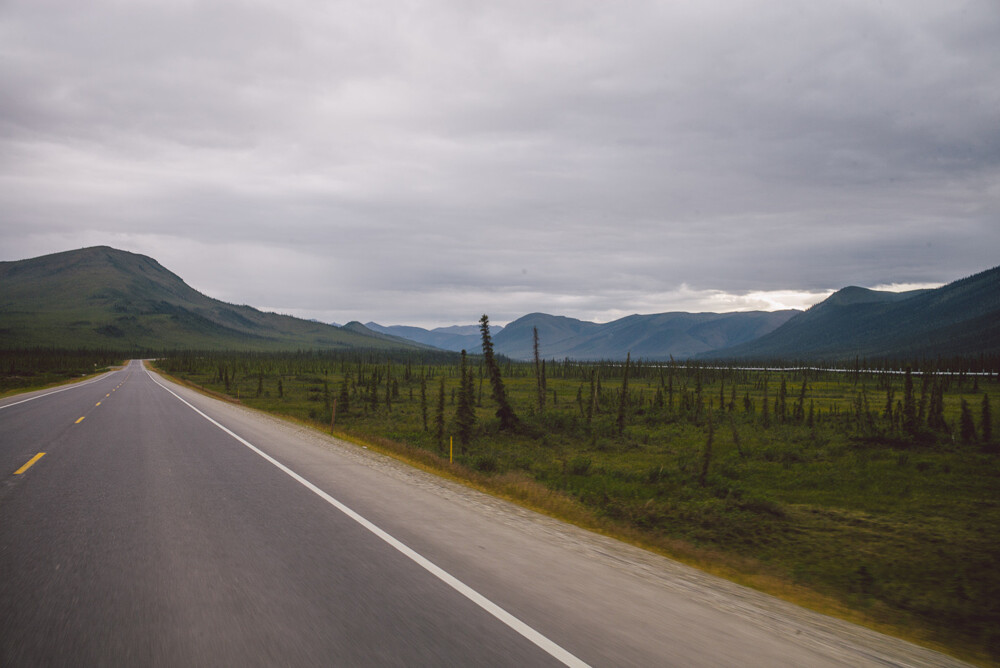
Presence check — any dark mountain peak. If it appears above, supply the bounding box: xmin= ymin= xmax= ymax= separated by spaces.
xmin=342 ymin=321 xmax=373 ymax=333
xmin=819 ymin=285 xmax=921 ymax=308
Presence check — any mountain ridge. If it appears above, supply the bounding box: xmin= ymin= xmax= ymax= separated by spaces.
xmin=493 ymin=310 xmax=799 ymax=360
xmin=704 ymin=266 xmax=1000 ymax=360
xmin=369 ymin=310 xmax=799 ymax=361
xmin=0 ymin=246 xmax=426 ymax=351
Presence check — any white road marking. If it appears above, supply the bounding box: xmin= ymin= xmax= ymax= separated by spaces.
xmin=0 ymin=372 xmax=117 ymax=411
xmin=145 ymin=366 xmax=590 ymax=668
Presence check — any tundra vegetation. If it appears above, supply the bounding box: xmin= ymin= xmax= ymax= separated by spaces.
xmin=147 ymin=346 xmax=1000 ymax=664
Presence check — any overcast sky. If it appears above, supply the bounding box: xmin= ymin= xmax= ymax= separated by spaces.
xmin=2 ymin=0 xmax=998 ymax=328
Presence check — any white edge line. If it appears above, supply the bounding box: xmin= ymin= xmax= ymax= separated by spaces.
xmin=144 ymin=365 xmax=590 ymax=668
xmin=0 ymin=369 xmax=119 ymax=410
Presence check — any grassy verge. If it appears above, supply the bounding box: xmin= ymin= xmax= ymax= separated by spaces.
xmin=153 ymin=353 xmax=999 ymax=665
xmin=1 ymin=349 xmax=123 ymax=399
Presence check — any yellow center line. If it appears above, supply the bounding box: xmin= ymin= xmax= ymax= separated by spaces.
xmin=75 ymin=416 xmax=85 ymax=424
xmin=95 ymin=401 xmax=101 ymax=406
xmin=14 ymin=452 xmax=45 ymax=475
xmin=106 ymin=393 xmax=110 ymax=397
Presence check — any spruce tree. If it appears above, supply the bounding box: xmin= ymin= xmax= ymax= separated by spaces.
xmin=777 ymin=378 xmax=787 ymax=424
xmin=982 ymin=394 xmax=992 ymax=443
xmin=902 ymin=368 xmax=917 ymax=434
xmin=587 ymin=370 xmax=597 ymax=426
xmin=795 ymin=379 xmax=807 ymax=422
xmin=699 ymin=403 xmax=714 ymax=486
xmin=480 ymin=314 xmax=518 ymax=430
xmin=617 ymin=352 xmax=631 ymax=436
xmin=435 ymin=377 xmax=446 ymax=450
xmin=419 ymin=374 xmax=428 ymax=432
xmin=455 ymin=350 xmax=476 ymax=450
xmin=917 ymin=373 xmax=931 ymax=423
xmin=338 ymin=377 xmax=350 ymax=414
xmin=762 ymin=376 xmax=770 ymax=428
xmin=533 ymin=327 xmax=545 ymax=412
xmin=667 ymin=371 xmax=674 ymax=413
xmin=960 ymin=399 xmax=977 ymax=443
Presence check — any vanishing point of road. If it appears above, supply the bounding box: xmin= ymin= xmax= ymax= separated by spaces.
xmin=1 ymin=361 xmax=968 ymax=666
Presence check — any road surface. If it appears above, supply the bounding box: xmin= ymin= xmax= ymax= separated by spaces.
xmin=0 ymin=361 xmax=968 ymax=666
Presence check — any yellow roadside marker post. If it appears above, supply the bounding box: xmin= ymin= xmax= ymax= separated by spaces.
xmin=450 ymin=436 xmax=453 ymax=464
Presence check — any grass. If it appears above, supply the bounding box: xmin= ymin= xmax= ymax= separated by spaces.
xmin=0 ymin=349 xmax=123 ymax=398
xmin=152 ymin=352 xmax=999 ymax=665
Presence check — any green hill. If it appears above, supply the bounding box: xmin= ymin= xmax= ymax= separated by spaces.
xmin=706 ymin=265 xmax=1000 ymax=361
xmin=0 ymin=246 xmax=425 ymax=352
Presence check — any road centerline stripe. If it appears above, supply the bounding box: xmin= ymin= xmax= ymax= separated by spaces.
xmin=14 ymin=452 xmax=45 ymax=475
xmin=145 ymin=367 xmax=589 ymax=668
xmin=75 ymin=416 xmax=85 ymax=424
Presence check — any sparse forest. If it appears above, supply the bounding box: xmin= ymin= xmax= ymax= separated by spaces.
xmin=152 ymin=345 xmax=1000 ymax=663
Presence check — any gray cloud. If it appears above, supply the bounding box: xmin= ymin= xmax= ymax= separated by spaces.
xmin=2 ymin=0 xmax=998 ymax=327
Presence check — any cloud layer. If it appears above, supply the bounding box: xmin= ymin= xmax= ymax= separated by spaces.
xmin=2 ymin=0 xmax=998 ymax=326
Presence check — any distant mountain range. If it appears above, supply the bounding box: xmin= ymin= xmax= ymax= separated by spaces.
xmin=369 ymin=311 xmax=798 ymax=361
xmin=497 ymin=311 xmax=799 ymax=361
xmin=364 ymin=322 xmax=504 ymax=353
xmin=0 ymin=246 xmax=425 ymax=351
xmin=368 ymin=266 xmax=1000 ymax=362
xmin=703 ymin=265 xmax=1000 ymax=360
xmin=3 ymin=246 xmax=997 ymax=361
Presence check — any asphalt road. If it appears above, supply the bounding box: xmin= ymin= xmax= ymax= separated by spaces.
xmin=0 ymin=361 xmax=969 ymax=666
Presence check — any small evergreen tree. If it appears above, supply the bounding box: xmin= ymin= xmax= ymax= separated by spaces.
xmin=960 ymin=399 xmax=977 ymax=443
xmin=338 ymin=378 xmax=350 ymax=414
xmin=666 ymin=371 xmax=674 ymax=413
xmin=762 ymin=376 xmax=770 ymax=428
xmin=435 ymin=377 xmax=446 ymax=451
xmin=777 ymin=378 xmax=787 ymax=423
xmin=617 ymin=352 xmax=631 ymax=436
xmin=794 ymin=379 xmax=807 ymax=422
xmin=982 ymin=394 xmax=992 ymax=443
xmin=419 ymin=374 xmax=428 ymax=432
xmin=927 ymin=379 xmax=947 ymax=432
xmin=902 ymin=368 xmax=917 ymax=434
xmin=883 ymin=385 xmax=895 ymax=423
xmin=533 ymin=327 xmax=545 ymax=412
xmin=917 ymin=373 xmax=931 ymax=423
xmin=455 ymin=350 xmax=476 ymax=450
xmin=699 ymin=403 xmax=714 ymax=486
xmin=587 ymin=370 xmax=598 ymax=427
xmin=480 ymin=314 xmax=518 ymax=430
